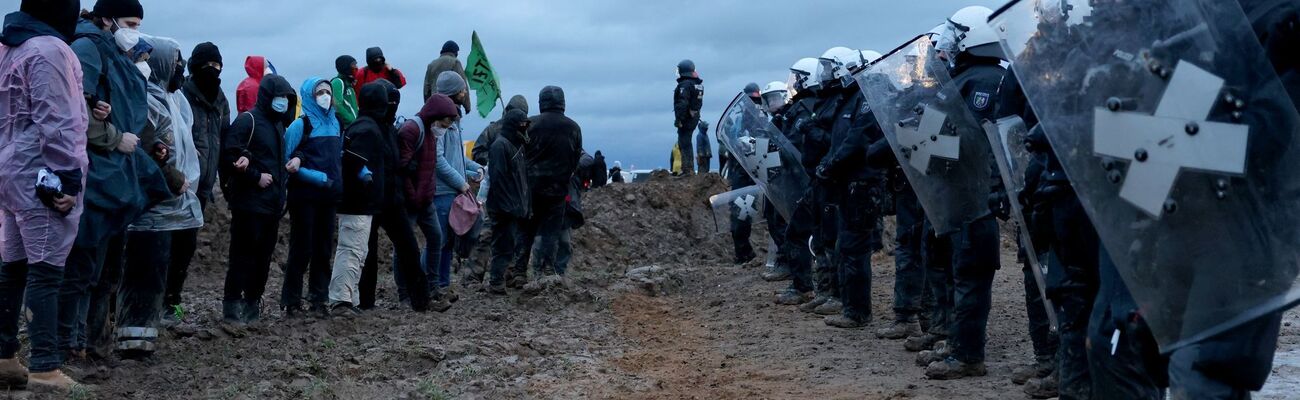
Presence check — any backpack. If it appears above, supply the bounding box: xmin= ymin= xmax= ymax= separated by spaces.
xmin=397 ymin=116 xmax=427 ymax=174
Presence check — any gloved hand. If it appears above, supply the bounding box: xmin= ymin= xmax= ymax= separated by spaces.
xmin=36 ymin=168 xmax=83 ymax=216
xmin=358 ymin=166 xmax=374 ymax=184
xmin=989 ymin=191 xmax=1011 ymax=220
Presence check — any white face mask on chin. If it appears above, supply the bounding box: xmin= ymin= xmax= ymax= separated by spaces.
xmin=135 ymin=61 xmax=152 ymax=79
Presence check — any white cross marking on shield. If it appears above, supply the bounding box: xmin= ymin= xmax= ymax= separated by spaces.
xmin=898 ymin=104 xmax=961 ymax=175
xmin=734 ymin=194 xmax=758 ymax=221
xmin=1092 ymin=60 xmax=1248 ymax=218
xmin=740 ymin=136 xmax=783 ymax=183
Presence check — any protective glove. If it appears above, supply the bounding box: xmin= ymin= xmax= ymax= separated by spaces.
xmin=358 ymin=166 xmax=374 ymax=184
xmin=36 ymin=168 xmax=83 ymax=216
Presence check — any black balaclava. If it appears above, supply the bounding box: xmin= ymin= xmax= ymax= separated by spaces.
xmin=376 ymin=79 xmax=400 ymax=125
xmin=167 ymin=49 xmax=185 ymax=92
xmin=365 ymin=47 xmax=385 ymax=72
xmin=188 ymin=42 xmax=222 ymax=98
xmin=20 ymin=0 xmax=80 ymax=41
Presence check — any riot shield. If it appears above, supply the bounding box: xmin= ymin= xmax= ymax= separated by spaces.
xmin=984 ymin=116 xmax=1059 ymax=330
xmin=708 ymin=185 xmax=766 ymax=234
xmin=991 ymin=0 xmax=1300 ymax=351
xmin=716 ymin=93 xmax=808 ymax=221
xmin=855 ymin=35 xmax=997 ymax=236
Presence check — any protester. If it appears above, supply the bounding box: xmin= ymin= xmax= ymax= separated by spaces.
xmin=329 ymin=82 xmax=389 ymax=315
xmin=235 ymin=55 xmax=273 ymax=113
xmin=0 ymin=0 xmax=88 ymax=389
xmin=424 ymin=40 xmax=468 ymax=106
xmin=431 ymin=71 xmax=483 ymax=294
xmin=485 ymin=109 xmax=531 ymax=294
xmin=279 ymin=77 xmax=343 ymax=318
xmin=471 ymin=95 xmax=529 ymax=167
xmin=331 ymin=55 xmax=359 ymax=126
xmin=354 ymin=47 xmax=406 ymax=91
xmin=398 ymin=93 xmax=460 ymax=302
xmin=609 ymin=161 xmax=624 ymax=184
xmin=219 ymin=74 xmax=294 ymax=331
xmin=590 ymin=151 xmax=608 ymax=188
xmin=169 ymin=41 xmax=228 ymax=321
xmin=522 ymin=86 xmax=582 ymax=279
xmin=695 ymin=121 xmax=712 ymax=174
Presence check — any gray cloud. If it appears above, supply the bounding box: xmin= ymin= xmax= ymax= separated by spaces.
xmin=118 ymin=0 xmax=1002 ymax=171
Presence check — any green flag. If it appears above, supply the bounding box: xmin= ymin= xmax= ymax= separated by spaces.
xmin=466 ymin=31 xmax=501 ymax=118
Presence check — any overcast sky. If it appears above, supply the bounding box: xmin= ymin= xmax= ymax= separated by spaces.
xmin=112 ymin=0 xmax=1001 ymax=171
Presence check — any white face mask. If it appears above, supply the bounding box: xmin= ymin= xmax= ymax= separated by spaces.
xmin=135 ymin=61 xmax=152 ymax=79
xmin=112 ymin=20 xmax=140 ymax=52
xmin=431 ymin=125 xmax=449 ymax=137
xmin=315 ymin=94 xmax=332 ymax=110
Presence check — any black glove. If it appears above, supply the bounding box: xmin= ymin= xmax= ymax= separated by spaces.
xmin=36 ymin=168 xmax=83 ymax=216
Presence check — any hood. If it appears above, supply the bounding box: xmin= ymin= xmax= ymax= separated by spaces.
xmin=298 ymin=77 xmax=337 ymax=126
xmin=357 ymin=81 xmax=390 ymax=119
xmin=144 ymin=35 xmax=181 ymax=87
xmin=255 ymin=74 xmax=296 ymax=119
xmin=416 ymin=93 xmax=458 ymax=126
xmin=244 ymin=55 xmax=267 ymax=80
xmin=505 ymin=94 xmax=529 ymax=115
xmin=500 ymin=108 xmax=529 ymax=145
xmin=539 ymin=86 xmax=565 ymax=113
xmin=676 ymin=76 xmax=703 ymax=84
xmin=365 ymin=47 xmax=385 ymax=70
xmin=335 ymin=55 xmax=356 ymax=78
xmin=1 ymin=10 xmax=72 ymax=47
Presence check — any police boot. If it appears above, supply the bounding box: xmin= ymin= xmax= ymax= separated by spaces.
xmin=904 ymin=333 xmax=945 ymax=352
xmin=799 ymin=295 xmax=831 ymax=313
xmin=1011 ymin=357 xmax=1055 ymax=385
xmin=0 ymin=358 xmax=27 ymax=390
xmin=925 ymin=357 xmax=987 ymax=380
xmin=824 ymin=314 xmax=870 ymax=329
xmin=774 ymin=288 xmax=814 ymax=305
xmin=1024 ymin=370 xmax=1059 ymax=399
xmin=812 ymin=298 xmax=842 ymax=315
xmin=915 ymin=340 xmax=949 ymax=367
xmin=876 ymin=320 xmax=921 ymax=340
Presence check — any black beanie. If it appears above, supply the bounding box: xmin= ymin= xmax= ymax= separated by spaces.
xmin=91 ymin=0 xmax=144 ymax=19
xmin=20 ymin=0 xmax=80 ymax=40
xmin=188 ymin=42 xmax=222 ymax=74
xmin=336 ymin=55 xmax=357 ymax=76
xmin=441 ymin=40 xmax=459 ymax=55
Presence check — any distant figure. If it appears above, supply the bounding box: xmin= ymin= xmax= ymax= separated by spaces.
xmin=591 ymin=151 xmax=609 ymax=188
xmin=609 ymin=161 xmax=624 ymax=184
xmin=695 ymin=121 xmax=712 ymax=174
xmin=673 ymin=59 xmax=703 ymax=175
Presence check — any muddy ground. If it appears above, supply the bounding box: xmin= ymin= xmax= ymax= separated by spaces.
xmin=4 ymin=172 xmax=1299 ymax=399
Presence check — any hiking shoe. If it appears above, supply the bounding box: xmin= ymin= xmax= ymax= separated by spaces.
xmin=28 ymin=369 xmax=79 ymax=390
xmin=925 ymin=357 xmax=987 ymax=380
xmin=160 ymin=307 xmax=182 ymax=328
xmin=508 ymin=275 xmax=528 ymax=289
xmin=1024 ymin=371 xmax=1060 ymax=399
xmin=903 ymin=333 xmax=945 ymax=352
xmin=0 ymin=358 xmax=27 ymax=390
xmin=761 ymin=268 xmax=792 ymax=282
xmin=445 ymin=287 xmax=460 ymax=303
xmin=798 ymin=295 xmax=831 ymax=313
xmin=283 ymin=305 xmax=305 ymax=320
xmin=876 ymin=320 xmax=921 ymax=340
xmin=824 ymin=315 xmax=870 ymax=329
xmin=427 ymin=297 xmax=453 ymax=313
xmin=916 ymin=341 xmax=949 ymax=367
xmin=330 ymin=302 xmax=362 ymax=318
xmin=812 ymin=298 xmax=843 ymax=316
xmin=1011 ymin=359 xmax=1055 ymax=385
xmin=774 ymin=289 xmax=813 ymax=306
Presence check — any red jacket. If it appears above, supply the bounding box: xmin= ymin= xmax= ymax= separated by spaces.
xmin=355 ymin=65 xmax=406 ymax=94
xmin=398 ymin=118 xmax=437 ymax=209
xmin=236 ymin=56 xmax=267 ymax=113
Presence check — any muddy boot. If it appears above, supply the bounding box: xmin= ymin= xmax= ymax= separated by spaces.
xmin=915 ymin=341 xmax=949 ymax=367
xmin=27 ymin=369 xmax=79 ymax=391
xmin=282 ymin=305 xmax=305 ymax=320
xmin=445 ymin=287 xmax=460 ymax=303
xmin=925 ymin=357 xmax=987 ymax=380
xmin=1011 ymin=358 xmax=1055 ymax=385
xmin=508 ymin=274 xmax=528 ymax=289
xmin=1024 ymin=371 xmax=1060 ymax=399
xmin=903 ymin=333 xmax=944 ymax=352
xmin=812 ymin=298 xmax=842 ymax=316
xmin=330 ymin=302 xmax=362 ymax=318
xmin=875 ymin=320 xmax=920 ymax=340
xmin=760 ymin=267 xmax=792 ymax=282
xmin=774 ymin=288 xmax=813 ymax=306
xmin=824 ymin=314 xmax=870 ymax=329
xmin=426 ymin=295 xmax=453 ymax=313
xmin=220 ymin=300 xmax=247 ymax=337
xmin=0 ymin=358 xmax=27 ymax=390
xmin=241 ymin=299 xmax=263 ymax=324
xmin=798 ymin=295 xmax=830 ymax=313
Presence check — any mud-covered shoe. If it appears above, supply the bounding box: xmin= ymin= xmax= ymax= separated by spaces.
xmin=27 ymin=369 xmax=79 ymax=391
xmin=875 ymin=320 xmax=920 ymax=340
xmin=774 ymin=289 xmax=813 ymax=306
xmin=241 ymin=299 xmax=263 ymax=324
xmin=915 ymin=341 xmax=949 ymax=367
xmin=508 ymin=275 xmax=528 ymax=289
xmin=282 ymin=305 xmax=305 ymax=320
xmin=487 ymin=284 xmax=507 ymax=295
xmin=308 ymin=303 xmax=330 ymax=319
xmin=903 ymin=333 xmax=945 ymax=352
xmin=1011 ymin=359 xmax=1055 ymax=385
xmin=760 ymin=268 xmax=792 ymax=282
xmin=426 ymin=297 xmax=453 ymax=313
xmin=824 ymin=315 xmax=870 ymax=329
xmin=330 ymin=302 xmax=362 ymax=318
xmin=925 ymin=357 xmax=987 ymax=380
xmin=445 ymin=287 xmax=461 ymax=303
xmin=798 ymin=295 xmax=830 ymax=313
xmin=813 ymin=298 xmax=843 ymax=316
xmin=0 ymin=358 xmax=27 ymax=390
xmin=1024 ymin=371 xmax=1060 ymax=399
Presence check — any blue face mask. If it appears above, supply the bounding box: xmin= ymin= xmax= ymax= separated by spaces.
xmin=271 ymin=97 xmax=289 ymax=113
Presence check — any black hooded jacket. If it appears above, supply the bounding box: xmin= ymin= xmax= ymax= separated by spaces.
xmin=674 ymin=76 xmax=704 ymax=129
xmin=339 ymin=82 xmax=391 ymax=215
xmin=487 ymin=109 xmax=531 ymax=218
xmin=220 ymin=74 xmax=295 ymax=216
xmin=526 ymin=86 xmax=583 ymax=197
xmin=184 ymin=77 xmax=231 ymax=204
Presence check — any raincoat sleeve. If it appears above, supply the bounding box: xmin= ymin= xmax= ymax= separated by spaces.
xmin=28 ymin=53 xmax=90 ymax=177
xmin=142 ymin=94 xmax=185 ymax=194
xmin=283 ymin=118 xmax=328 ymax=187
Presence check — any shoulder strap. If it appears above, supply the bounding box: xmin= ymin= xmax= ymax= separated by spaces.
xmin=241 ymin=112 xmax=256 ymax=147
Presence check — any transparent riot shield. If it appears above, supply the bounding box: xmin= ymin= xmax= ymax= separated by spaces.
xmin=716 ymin=93 xmax=808 ymax=221
xmin=991 ymin=0 xmax=1300 ymax=351
xmin=855 ymin=35 xmax=997 ymax=236
xmin=708 ymin=185 xmax=766 ymax=234
xmin=984 ymin=116 xmax=1059 ymax=330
